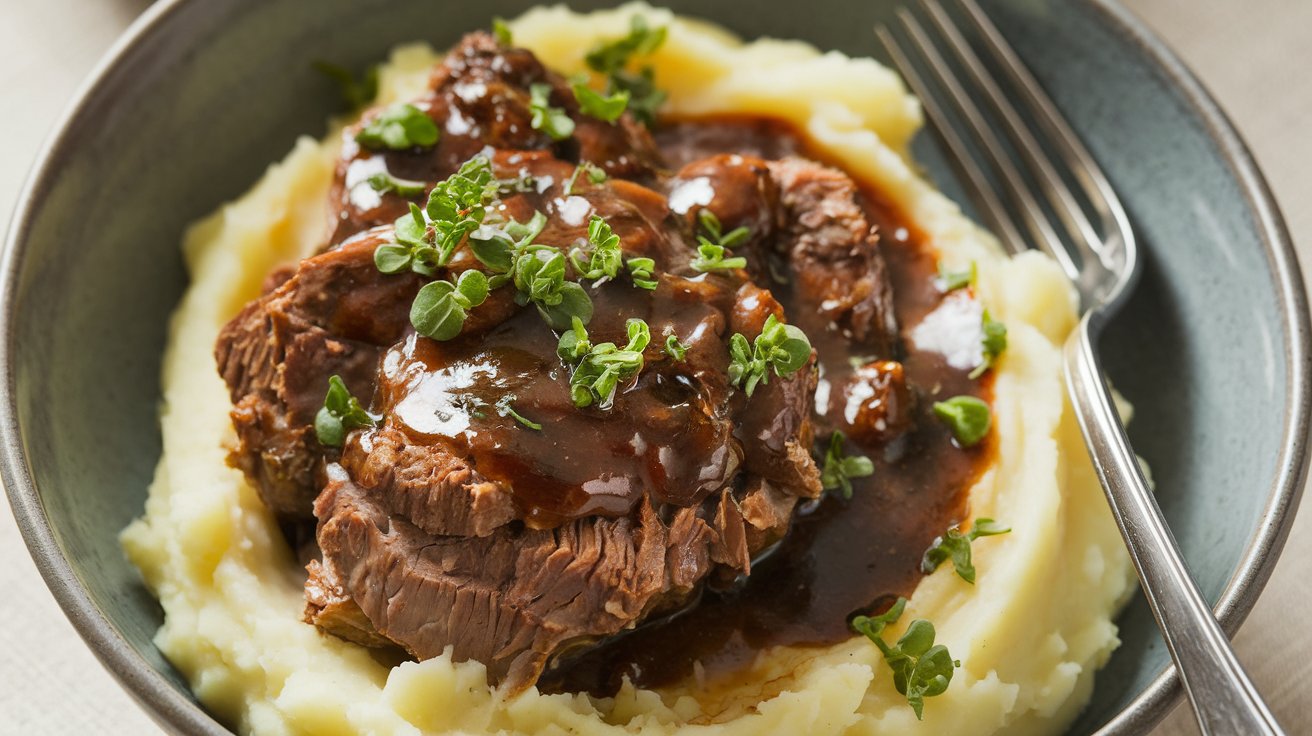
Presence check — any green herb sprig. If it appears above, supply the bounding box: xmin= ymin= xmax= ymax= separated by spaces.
xmin=820 ymin=431 xmax=875 ymax=499
xmin=921 ymin=518 xmax=1011 ymax=584
xmin=728 ymin=314 xmax=812 ymax=397
xmin=663 ymin=333 xmax=688 ymax=361
xmin=570 ymin=215 xmax=623 ymax=282
xmin=496 ymin=396 xmax=541 ymax=430
xmin=374 ymin=156 xmax=499 ymax=278
xmin=366 ymin=172 xmax=427 ymax=198
xmin=583 ymin=15 xmax=668 ymax=125
xmin=491 ymin=17 xmax=513 ymax=45
xmin=529 ymin=83 xmax=575 ymax=140
xmin=355 ymin=103 xmax=440 ymax=151
xmin=938 ymin=261 xmax=977 ymax=292
xmin=933 ymin=395 xmax=992 ymax=447
xmin=565 ymin=319 xmax=651 ymax=409
xmin=409 ymin=270 xmax=490 ymax=341
xmin=851 ymin=598 xmax=961 ymax=720
xmin=968 ymin=310 xmax=1008 ymax=379
xmin=562 ymin=161 xmax=607 ymax=196
xmin=691 ymin=209 xmax=749 ymax=273
xmin=314 ymin=375 xmax=377 ymax=447
xmin=627 ymin=257 xmax=658 ymax=290
xmin=572 ymin=82 xmax=630 ymax=123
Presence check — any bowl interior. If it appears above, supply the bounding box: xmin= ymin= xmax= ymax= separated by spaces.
xmin=5 ymin=0 xmax=1299 ymax=733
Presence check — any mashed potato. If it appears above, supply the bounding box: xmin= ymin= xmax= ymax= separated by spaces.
xmin=122 ymin=5 xmax=1134 ymax=734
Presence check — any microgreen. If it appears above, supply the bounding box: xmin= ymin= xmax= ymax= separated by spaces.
xmin=663 ymin=333 xmax=688 ymax=361
xmin=583 ymin=15 xmax=668 ymax=125
xmin=355 ymin=103 xmax=440 ymax=151
xmin=566 ymin=319 xmax=651 ymax=409
xmin=312 ymin=61 xmax=379 ymax=110
xmin=557 ymin=316 xmax=592 ymax=362
xmin=314 ymin=375 xmax=377 ymax=447
xmin=728 ymin=314 xmax=812 ymax=397
xmin=968 ymin=310 xmax=1008 ymax=379
xmin=851 ymin=598 xmax=961 ymax=720
xmin=366 ymin=171 xmax=427 ymax=198
xmin=409 ymin=270 xmax=490 ymax=341
xmin=562 ymin=161 xmax=607 ymax=196
xmin=933 ymin=395 xmax=992 ymax=447
xmin=937 ymin=261 xmax=977 ymax=292
xmin=491 ymin=17 xmax=513 ymax=45
xmin=570 ymin=215 xmax=624 ymax=282
xmin=691 ymin=209 xmax=750 ymax=272
xmin=627 ymin=257 xmax=658 ymax=290
xmin=572 ymin=83 xmax=630 ymax=123
xmin=496 ymin=396 xmax=542 ymax=430
xmin=512 ymin=247 xmax=594 ymax=329
xmin=529 ymin=83 xmax=575 ymax=140
xmin=921 ymin=518 xmax=1011 ymax=584
xmin=819 ymin=431 xmax=874 ymax=499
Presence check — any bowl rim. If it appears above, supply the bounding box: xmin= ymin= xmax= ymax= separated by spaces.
xmin=1 ymin=1 xmax=1307 ymax=734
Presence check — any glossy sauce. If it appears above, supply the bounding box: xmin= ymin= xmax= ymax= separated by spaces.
xmin=538 ymin=118 xmax=994 ymax=695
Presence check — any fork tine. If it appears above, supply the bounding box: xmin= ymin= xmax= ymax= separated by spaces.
xmin=875 ymin=26 xmax=1027 ymax=255
xmin=893 ymin=8 xmax=1082 ymax=282
xmin=921 ymin=0 xmax=1104 ymax=271
xmin=955 ymin=0 xmax=1135 ymax=257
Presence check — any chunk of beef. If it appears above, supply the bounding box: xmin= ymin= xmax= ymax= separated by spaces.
xmin=214 ymin=229 xmax=423 ymax=517
xmin=303 ymin=558 xmax=394 ymax=649
xmin=767 ymin=156 xmax=900 ymax=356
xmin=315 ymin=465 xmax=750 ymax=690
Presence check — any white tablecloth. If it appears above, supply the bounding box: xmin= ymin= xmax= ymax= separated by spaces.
xmin=1 ymin=0 xmax=1307 ymax=733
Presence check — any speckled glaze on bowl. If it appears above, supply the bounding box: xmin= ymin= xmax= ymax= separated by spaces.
xmin=2 ymin=0 xmax=1306 ymax=734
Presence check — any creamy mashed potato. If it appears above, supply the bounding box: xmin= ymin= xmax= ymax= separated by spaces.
xmin=122 ymin=4 xmax=1134 ymax=734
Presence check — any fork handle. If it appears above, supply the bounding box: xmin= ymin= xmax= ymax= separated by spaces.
xmin=1064 ymin=312 xmax=1283 ymax=736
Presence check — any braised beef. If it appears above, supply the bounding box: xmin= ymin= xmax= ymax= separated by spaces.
xmin=214 ymin=32 xmax=990 ymax=696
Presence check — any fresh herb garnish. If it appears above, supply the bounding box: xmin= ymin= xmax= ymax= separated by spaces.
xmin=572 ymin=82 xmax=630 ymax=123
xmin=938 ymin=261 xmax=977 ymax=292
xmin=570 ymin=215 xmax=623 ymax=282
xmin=566 ymin=319 xmax=651 ymax=409
xmin=691 ymin=209 xmax=749 ymax=272
xmin=491 ymin=17 xmax=513 ymax=45
xmin=921 ymin=518 xmax=1011 ymax=584
xmin=557 ymin=316 xmax=592 ymax=362
xmin=933 ymin=395 xmax=992 ymax=447
xmin=728 ymin=314 xmax=812 ymax=396
xmin=663 ymin=333 xmax=688 ymax=361
xmin=496 ymin=396 xmax=541 ymax=430
xmin=583 ymin=15 xmax=668 ymax=125
xmin=313 ymin=61 xmax=379 ymax=110
xmin=968 ymin=310 xmax=1008 ymax=379
xmin=512 ymin=247 xmax=594 ymax=329
xmin=409 ymin=270 xmax=490 ymax=341
xmin=366 ymin=172 xmax=427 ymax=198
xmin=627 ymin=257 xmax=658 ymax=290
xmin=820 ymin=431 xmax=874 ymax=499
xmin=314 ymin=375 xmax=377 ymax=447
xmin=851 ymin=598 xmax=961 ymax=720
xmin=529 ymin=83 xmax=575 ymax=141
xmin=469 ymin=210 xmax=548 ymax=281
xmin=563 ymin=161 xmax=607 ymax=196
xmin=355 ymin=103 xmax=440 ymax=151
xmin=374 ymin=156 xmax=499 ymax=278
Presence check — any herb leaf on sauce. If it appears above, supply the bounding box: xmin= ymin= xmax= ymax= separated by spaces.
xmin=627 ymin=257 xmax=658 ymax=290
xmin=567 ymin=318 xmax=651 ymax=409
xmin=728 ymin=314 xmax=812 ymax=396
xmin=491 ymin=17 xmax=513 ymax=46
xmin=573 ymin=83 xmax=630 ymax=123
xmin=570 ymin=215 xmax=624 ymax=282
xmin=851 ymin=597 xmax=961 ymax=720
xmin=921 ymin=518 xmax=1011 ymax=584
xmin=313 ymin=61 xmax=379 ymax=110
xmin=529 ymin=83 xmax=576 ymax=141
xmin=663 ymin=333 xmax=688 ymax=361
xmin=497 ymin=396 xmax=542 ymax=430
xmin=968 ymin=310 xmax=1008 ymax=379
xmin=409 ymin=270 xmax=490 ymax=341
xmin=356 ymin=103 xmax=440 ymax=151
xmin=563 ymin=161 xmax=607 ymax=196
xmin=314 ymin=375 xmax=377 ymax=447
xmin=691 ymin=209 xmax=750 ymax=272
xmin=366 ymin=172 xmax=427 ymax=198
xmin=513 ymin=247 xmax=595 ymax=329
xmin=820 ymin=431 xmax=874 ymax=499
xmin=937 ymin=261 xmax=977 ymax=292
xmin=583 ymin=15 xmax=668 ymax=125
xmin=557 ymin=316 xmax=593 ymax=362
xmin=932 ymin=395 xmax=992 ymax=447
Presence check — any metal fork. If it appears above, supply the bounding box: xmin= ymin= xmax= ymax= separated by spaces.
xmin=875 ymin=2 xmax=1282 ymax=733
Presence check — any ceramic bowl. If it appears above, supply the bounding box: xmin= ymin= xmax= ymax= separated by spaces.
xmin=3 ymin=0 xmax=1306 ymax=733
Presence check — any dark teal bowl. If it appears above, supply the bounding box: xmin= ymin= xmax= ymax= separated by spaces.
xmin=3 ymin=0 xmax=1306 ymax=733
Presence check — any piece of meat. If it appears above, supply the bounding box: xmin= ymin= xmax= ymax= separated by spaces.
xmin=767 ymin=156 xmax=900 ymax=357
xmin=314 ymin=465 xmax=741 ymax=689
xmin=843 ymin=359 xmax=914 ymax=445
xmin=669 ymin=154 xmax=783 ymax=283
xmin=214 ymin=229 xmax=423 ymax=517
xmin=304 ymin=559 xmax=394 ymax=649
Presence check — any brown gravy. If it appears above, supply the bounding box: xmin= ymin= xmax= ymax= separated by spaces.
xmin=539 ymin=118 xmax=994 ymax=695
